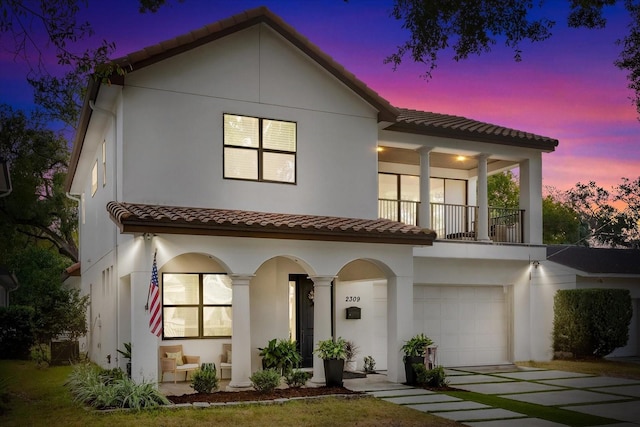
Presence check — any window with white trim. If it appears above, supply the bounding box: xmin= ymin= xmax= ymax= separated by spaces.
xmin=162 ymin=273 xmax=232 ymax=338
xmin=91 ymin=161 xmax=98 ymax=196
xmin=223 ymin=114 xmax=296 ymax=183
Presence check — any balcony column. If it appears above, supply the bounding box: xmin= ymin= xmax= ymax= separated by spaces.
xmin=477 ymin=153 xmax=491 ymax=241
xmin=309 ymin=275 xmax=335 ymax=384
xmin=418 ymin=146 xmax=433 ymax=229
xmin=228 ymin=274 xmax=254 ymax=389
xmin=519 ymin=155 xmax=543 ymax=244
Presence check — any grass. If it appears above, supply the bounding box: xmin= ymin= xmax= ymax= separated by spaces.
xmin=0 ymin=360 xmax=459 ymax=427
xmin=441 ymin=390 xmax=619 ymax=426
xmin=517 ymin=359 xmax=640 ymax=380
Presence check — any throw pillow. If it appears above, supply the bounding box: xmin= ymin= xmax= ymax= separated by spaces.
xmin=166 ymin=351 xmax=184 ymax=366
xmin=227 ymin=350 xmax=232 ymax=363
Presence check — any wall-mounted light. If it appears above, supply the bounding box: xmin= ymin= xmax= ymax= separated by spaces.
xmin=143 ymin=232 xmax=154 ymax=241
xmin=532 ymin=260 xmax=540 ymax=269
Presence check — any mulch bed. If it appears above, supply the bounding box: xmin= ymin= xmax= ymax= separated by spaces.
xmin=167 ymin=386 xmax=362 ymax=404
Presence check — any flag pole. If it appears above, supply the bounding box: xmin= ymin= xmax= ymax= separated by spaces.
xmin=145 ymin=249 xmax=157 ymax=311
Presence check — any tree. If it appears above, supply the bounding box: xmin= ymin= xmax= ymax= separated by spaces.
xmin=8 ymin=245 xmax=88 ymax=362
xmin=488 ymin=171 xmax=519 ymax=208
xmin=0 ymin=0 xmax=172 ymax=129
xmin=0 ymin=105 xmax=78 ymax=262
xmin=388 ymin=0 xmax=640 ymax=117
xmin=542 ymin=194 xmax=583 ymax=245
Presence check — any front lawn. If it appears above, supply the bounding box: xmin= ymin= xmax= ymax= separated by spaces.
xmin=0 ymin=360 xmax=459 ymax=427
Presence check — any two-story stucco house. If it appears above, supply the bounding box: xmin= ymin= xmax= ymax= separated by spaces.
xmin=65 ymin=7 xmax=560 ymax=387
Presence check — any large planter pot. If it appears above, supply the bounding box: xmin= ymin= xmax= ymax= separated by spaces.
xmin=404 ymin=356 xmax=424 ymax=385
xmin=323 ymin=359 xmax=345 ymax=387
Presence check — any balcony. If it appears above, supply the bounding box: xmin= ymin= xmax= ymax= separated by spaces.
xmin=378 ymin=199 xmax=524 ymax=243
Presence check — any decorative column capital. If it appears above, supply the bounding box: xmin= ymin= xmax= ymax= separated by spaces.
xmin=308 ymin=275 xmax=336 ymax=287
xmin=229 ymin=274 xmax=255 ymax=286
xmin=417 ymin=146 xmax=433 ymax=154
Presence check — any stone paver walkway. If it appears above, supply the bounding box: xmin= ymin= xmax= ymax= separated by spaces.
xmin=345 ymin=366 xmax=640 ymax=426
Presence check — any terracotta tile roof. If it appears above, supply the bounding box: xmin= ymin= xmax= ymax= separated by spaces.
xmin=547 ymin=245 xmax=640 ymax=275
xmin=388 ymin=108 xmax=559 ymax=151
xmin=107 ymin=202 xmax=436 ymax=245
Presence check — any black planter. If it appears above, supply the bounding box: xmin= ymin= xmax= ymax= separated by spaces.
xmin=403 ymin=356 xmax=423 ymax=385
xmin=126 ymin=362 xmax=132 ymax=378
xmin=323 ymin=359 xmax=345 ymax=387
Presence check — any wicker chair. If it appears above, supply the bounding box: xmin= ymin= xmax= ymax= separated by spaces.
xmin=159 ymin=344 xmax=200 ymax=383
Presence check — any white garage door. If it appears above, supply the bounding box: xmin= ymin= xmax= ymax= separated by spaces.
xmin=414 ymin=285 xmax=510 ymax=367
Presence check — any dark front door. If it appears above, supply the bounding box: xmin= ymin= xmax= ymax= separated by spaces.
xmin=293 ymin=275 xmax=314 ymax=368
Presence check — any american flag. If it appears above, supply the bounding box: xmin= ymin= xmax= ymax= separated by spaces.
xmin=148 ymin=254 xmax=162 ymax=337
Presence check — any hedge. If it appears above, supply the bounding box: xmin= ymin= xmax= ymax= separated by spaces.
xmin=553 ymin=288 xmax=632 ymax=358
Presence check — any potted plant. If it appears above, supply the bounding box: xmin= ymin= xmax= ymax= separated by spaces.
xmin=314 ymin=337 xmax=347 ymax=387
xmin=343 ymin=340 xmax=359 ymax=372
xmin=117 ymin=342 xmax=132 ymax=378
xmin=401 ymin=333 xmax=433 ymax=385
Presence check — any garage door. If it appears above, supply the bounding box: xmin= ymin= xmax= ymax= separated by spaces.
xmin=414 ymin=285 xmax=510 ymax=367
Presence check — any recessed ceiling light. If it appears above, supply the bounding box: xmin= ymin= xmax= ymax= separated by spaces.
xmin=456 ymin=155 xmax=466 ymax=161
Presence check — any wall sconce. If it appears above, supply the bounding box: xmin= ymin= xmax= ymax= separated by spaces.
xmin=532 ymin=260 xmax=540 ymax=269
xmin=143 ymin=232 xmax=153 ymax=241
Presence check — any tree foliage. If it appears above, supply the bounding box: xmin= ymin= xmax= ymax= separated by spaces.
xmin=8 ymin=245 xmax=88 ymax=350
xmin=542 ymin=195 xmax=583 ymax=245
xmin=388 ymin=0 xmax=640 ymax=117
xmin=488 ymin=171 xmax=519 ymax=209
xmin=0 ymin=105 xmax=78 ymax=262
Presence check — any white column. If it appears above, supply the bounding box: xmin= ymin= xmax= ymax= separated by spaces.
xmin=228 ymin=274 xmax=254 ymax=389
xmin=519 ymin=156 xmax=543 ymax=244
xmin=131 ymin=269 xmax=158 ymax=384
xmin=387 ymin=275 xmax=414 ymax=383
xmin=309 ymin=276 xmax=335 ymax=384
xmin=476 ymin=153 xmax=491 ymax=241
xmin=418 ymin=146 xmax=432 ymax=229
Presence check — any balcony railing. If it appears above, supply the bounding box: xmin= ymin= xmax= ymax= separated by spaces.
xmin=378 ymin=200 xmax=524 ymax=243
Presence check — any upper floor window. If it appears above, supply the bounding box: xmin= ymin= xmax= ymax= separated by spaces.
xmin=102 ymin=140 xmax=107 ymax=187
xmin=162 ymin=273 xmax=232 ymax=339
xmin=91 ymin=161 xmax=98 ymax=196
xmin=223 ymin=114 xmax=296 ymax=184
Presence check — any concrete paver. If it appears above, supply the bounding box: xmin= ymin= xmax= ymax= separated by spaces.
xmin=540 ymin=376 xmax=640 ymax=389
xmin=592 ymin=384 xmax=640 ymax=398
xmin=465 ymin=418 xmax=568 ymax=427
xmin=494 ymin=370 xmax=591 ymax=381
xmin=455 ymin=381 xmax=563 ymax=395
xmin=407 ymin=400 xmax=488 ymax=412
xmin=369 ymin=388 xmax=435 ymax=397
xmin=432 ymin=408 xmax=526 ymax=422
xmin=500 ymin=389 xmax=630 ymax=406
xmin=564 ymin=401 xmax=640 ymax=423
xmin=382 ymin=394 xmax=457 ymax=405
xmin=447 ymin=374 xmax=514 ymax=385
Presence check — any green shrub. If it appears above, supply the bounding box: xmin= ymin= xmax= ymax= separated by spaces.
xmin=284 ymin=369 xmax=310 ymax=388
xmin=258 ymin=338 xmax=302 ymax=375
xmin=66 ymin=363 xmax=169 ymax=409
xmin=250 ymin=369 xmax=281 ymax=393
xmin=553 ymin=288 xmax=633 ymax=358
xmin=0 ymin=305 xmax=35 ymax=359
xmin=191 ymin=364 xmax=218 ymax=393
xmin=413 ymin=364 xmax=448 ymax=388
xmin=0 ymin=376 xmax=10 ymax=416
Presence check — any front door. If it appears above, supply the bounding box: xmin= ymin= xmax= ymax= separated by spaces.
xmin=293 ymin=275 xmax=314 ymax=368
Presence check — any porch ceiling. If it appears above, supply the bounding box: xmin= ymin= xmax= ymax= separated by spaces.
xmin=378 ymin=146 xmax=506 ymax=171
xmin=106 ymin=201 xmax=436 ymax=245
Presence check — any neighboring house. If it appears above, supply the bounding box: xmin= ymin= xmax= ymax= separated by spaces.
xmin=65 ymin=7 xmax=560 ymax=386
xmin=532 ymin=246 xmax=640 ymax=360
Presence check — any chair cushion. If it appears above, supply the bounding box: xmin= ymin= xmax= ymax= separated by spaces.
xmin=227 ymin=350 xmax=232 ymax=363
xmin=176 ymin=363 xmax=199 ymax=371
xmin=166 ymin=351 xmax=184 ymax=366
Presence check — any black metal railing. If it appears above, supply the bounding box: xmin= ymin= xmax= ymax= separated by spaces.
xmin=378 ymin=200 xmax=524 ymax=243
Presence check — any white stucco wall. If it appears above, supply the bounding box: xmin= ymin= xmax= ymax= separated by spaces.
xmin=120 ymin=24 xmax=379 ymax=219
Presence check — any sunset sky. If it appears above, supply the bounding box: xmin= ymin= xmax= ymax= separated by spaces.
xmin=1 ymin=0 xmax=638 ymax=192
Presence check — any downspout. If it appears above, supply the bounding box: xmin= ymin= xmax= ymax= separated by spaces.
xmin=89 ymin=100 xmax=121 ymax=368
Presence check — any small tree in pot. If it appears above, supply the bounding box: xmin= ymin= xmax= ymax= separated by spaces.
xmin=401 ymin=333 xmax=433 ymax=385
xmin=314 ymin=337 xmax=347 ymax=387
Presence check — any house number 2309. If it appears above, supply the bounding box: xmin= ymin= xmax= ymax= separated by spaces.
xmin=345 ymin=296 xmax=360 ymax=302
